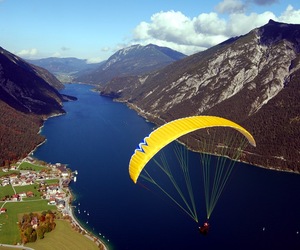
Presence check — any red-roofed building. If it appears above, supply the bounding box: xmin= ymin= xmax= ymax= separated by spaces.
xmin=0 ymin=208 xmax=7 ymax=213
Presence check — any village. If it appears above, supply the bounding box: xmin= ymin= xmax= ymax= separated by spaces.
xmin=0 ymin=156 xmax=77 ymax=214
xmin=0 ymin=157 xmax=107 ymax=249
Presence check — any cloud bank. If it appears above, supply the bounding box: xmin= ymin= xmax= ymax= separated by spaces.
xmin=17 ymin=48 xmax=38 ymax=58
xmin=132 ymin=4 xmax=300 ymax=55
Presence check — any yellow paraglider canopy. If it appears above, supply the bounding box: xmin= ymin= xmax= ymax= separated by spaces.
xmin=129 ymin=116 xmax=256 ymax=183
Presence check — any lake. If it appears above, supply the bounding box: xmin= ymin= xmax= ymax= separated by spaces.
xmin=33 ymin=83 xmax=300 ymax=250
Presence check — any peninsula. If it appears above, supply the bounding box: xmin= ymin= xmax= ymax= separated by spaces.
xmin=0 ymin=157 xmax=107 ymax=250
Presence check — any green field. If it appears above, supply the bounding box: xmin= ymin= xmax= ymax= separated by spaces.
xmin=0 ymin=200 xmax=56 ymax=245
xmin=19 ymin=162 xmax=46 ymax=172
xmin=0 ymin=170 xmax=18 ymax=178
xmin=25 ymin=220 xmax=100 ymax=250
xmin=0 ymin=185 xmax=15 ymax=199
xmin=14 ymin=184 xmax=41 ymax=200
xmin=39 ymin=179 xmax=59 ymax=185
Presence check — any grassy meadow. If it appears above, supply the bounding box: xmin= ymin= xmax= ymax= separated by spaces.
xmin=19 ymin=162 xmax=47 ymax=172
xmin=14 ymin=183 xmax=41 ymax=200
xmin=0 ymin=200 xmax=55 ymax=245
xmin=25 ymin=220 xmax=99 ymax=250
xmin=0 ymin=185 xmax=14 ymax=199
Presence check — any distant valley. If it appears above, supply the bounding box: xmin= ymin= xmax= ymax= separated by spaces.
xmin=26 ymin=57 xmax=103 ymax=83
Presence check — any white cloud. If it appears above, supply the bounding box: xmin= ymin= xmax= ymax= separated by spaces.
xmin=17 ymin=48 xmax=38 ymax=58
xmin=225 ymin=11 xmax=276 ymax=36
xmin=51 ymin=52 xmax=61 ymax=57
xmin=86 ymin=57 xmax=104 ymax=64
xmin=215 ymin=0 xmax=246 ymax=14
xmin=132 ymin=10 xmax=221 ymax=54
xmin=131 ymin=5 xmax=300 ymax=55
xmin=134 ymin=11 xmax=195 ymax=45
xmin=278 ymin=5 xmax=300 ymax=24
xmin=101 ymin=47 xmax=111 ymax=52
xmin=193 ymin=12 xmax=227 ymax=36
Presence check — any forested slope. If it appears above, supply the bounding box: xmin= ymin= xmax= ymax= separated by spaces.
xmin=0 ymin=101 xmax=44 ymax=165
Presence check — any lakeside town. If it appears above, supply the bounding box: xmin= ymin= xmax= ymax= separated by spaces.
xmin=0 ymin=156 xmax=74 ymax=209
xmin=0 ymin=156 xmax=107 ymax=250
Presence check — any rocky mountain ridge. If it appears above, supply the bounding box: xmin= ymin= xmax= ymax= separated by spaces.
xmin=99 ymin=20 xmax=300 ymax=173
xmin=75 ymin=43 xmax=186 ymax=85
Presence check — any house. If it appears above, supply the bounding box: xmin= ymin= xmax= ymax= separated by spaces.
xmin=26 ymin=156 xmax=35 ymax=162
xmin=11 ymin=194 xmax=20 ymax=201
xmin=0 ymin=208 xmax=7 ymax=213
xmin=1 ymin=179 xmax=9 ymax=186
xmin=9 ymin=173 xmax=18 ymax=179
xmin=61 ymin=171 xmax=69 ymax=178
xmin=18 ymin=192 xmax=27 ymax=197
xmin=26 ymin=179 xmax=33 ymax=185
xmin=31 ymin=217 xmax=38 ymax=229
xmin=10 ymin=165 xmax=17 ymax=170
xmin=56 ymin=199 xmax=65 ymax=209
xmin=26 ymin=191 xmax=34 ymax=197
xmin=55 ymin=192 xmax=65 ymax=199
xmin=48 ymin=197 xmax=56 ymax=205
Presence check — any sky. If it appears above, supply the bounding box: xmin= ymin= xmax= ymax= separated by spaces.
xmin=1 ymin=0 xmax=300 ymax=63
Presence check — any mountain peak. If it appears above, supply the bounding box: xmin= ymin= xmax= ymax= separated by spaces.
xmin=258 ymin=19 xmax=300 ymax=51
xmin=75 ymin=44 xmax=186 ymax=85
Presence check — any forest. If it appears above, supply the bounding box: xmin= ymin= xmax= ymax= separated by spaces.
xmin=18 ymin=210 xmax=56 ymax=244
xmin=0 ymin=100 xmax=44 ymax=166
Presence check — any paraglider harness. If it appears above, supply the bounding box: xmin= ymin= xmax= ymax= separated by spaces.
xmin=199 ymin=221 xmax=210 ymax=235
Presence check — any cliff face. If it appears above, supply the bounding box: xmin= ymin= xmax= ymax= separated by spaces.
xmin=0 ymin=47 xmax=67 ymax=166
xmin=99 ymin=20 xmax=300 ymax=173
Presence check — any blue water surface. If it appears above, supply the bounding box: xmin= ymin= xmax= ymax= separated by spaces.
xmin=33 ymin=84 xmax=300 ymax=250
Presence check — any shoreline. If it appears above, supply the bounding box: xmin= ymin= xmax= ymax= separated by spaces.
xmin=27 ymin=112 xmax=109 ymax=250
xmin=124 ymin=102 xmax=300 ymax=175
xmin=27 ymin=112 xmax=67 ymax=158
xmin=66 ymin=189 xmax=108 ymax=250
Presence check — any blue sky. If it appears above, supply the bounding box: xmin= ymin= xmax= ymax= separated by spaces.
xmin=1 ymin=0 xmax=299 ymax=62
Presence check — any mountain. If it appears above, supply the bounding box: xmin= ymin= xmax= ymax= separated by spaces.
xmin=0 ymin=47 xmax=66 ymax=115
xmin=0 ymin=47 xmax=67 ymax=165
xmin=75 ymin=44 xmax=187 ymax=85
xmin=99 ymin=20 xmax=300 ymax=173
xmin=27 ymin=57 xmax=103 ymax=83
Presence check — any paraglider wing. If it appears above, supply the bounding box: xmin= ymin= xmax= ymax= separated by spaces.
xmin=129 ymin=116 xmax=256 ymax=184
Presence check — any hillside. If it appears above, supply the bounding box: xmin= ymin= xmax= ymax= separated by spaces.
xmin=75 ymin=44 xmax=186 ymax=85
xmin=99 ymin=20 xmax=300 ymax=173
xmin=0 ymin=47 xmax=65 ymax=115
xmin=0 ymin=47 xmax=67 ymax=166
xmin=0 ymin=100 xmax=44 ymax=165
